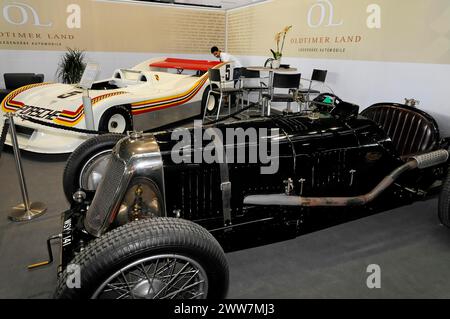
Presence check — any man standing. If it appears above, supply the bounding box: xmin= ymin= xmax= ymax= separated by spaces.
xmin=210 ymin=46 xmax=243 ymax=81
xmin=211 ymin=46 xmax=242 ymax=68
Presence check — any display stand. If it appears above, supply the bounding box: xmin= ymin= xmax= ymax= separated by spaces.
xmin=6 ymin=113 xmax=47 ymax=222
xmin=82 ymin=90 xmax=94 ymax=130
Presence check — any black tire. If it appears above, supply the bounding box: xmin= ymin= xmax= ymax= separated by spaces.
xmin=438 ymin=168 xmax=450 ymax=228
xmin=54 ymin=218 xmax=229 ymax=299
xmin=98 ymin=105 xmax=133 ymax=134
xmin=63 ymin=133 xmax=125 ymax=202
xmin=202 ymin=86 xmax=219 ymax=117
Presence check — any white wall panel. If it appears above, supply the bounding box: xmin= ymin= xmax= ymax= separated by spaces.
xmin=239 ymin=55 xmax=450 ymax=136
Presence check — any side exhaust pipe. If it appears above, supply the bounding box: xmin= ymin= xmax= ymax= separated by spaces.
xmin=244 ymin=149 xmax=449 ymax=207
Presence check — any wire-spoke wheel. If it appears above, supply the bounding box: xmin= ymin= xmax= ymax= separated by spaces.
xmin=54 ymin=218 xmax=229 ymax=299
xmin=93 ymin=254 xmax=208 ymax=299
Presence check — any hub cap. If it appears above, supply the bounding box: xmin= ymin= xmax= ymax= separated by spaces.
xmin=207 ymin=95 xmax=216 ymax=111
xmin=108 ymin=114 xmax=127 ymax=133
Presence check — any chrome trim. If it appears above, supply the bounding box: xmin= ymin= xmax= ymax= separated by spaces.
xmin=117 ymin=134 xmax=166 ymax=216
xmin=84 ymin=133 xmax=166 ymax=237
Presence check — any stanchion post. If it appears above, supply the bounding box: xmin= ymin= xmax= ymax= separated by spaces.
xmin=6 ymin=112 xmax=47 ymax=222
xmin=79 ymin=62 xmax=100 ymax=131
xmin=82 ymin=89 xmax=95 ymax=130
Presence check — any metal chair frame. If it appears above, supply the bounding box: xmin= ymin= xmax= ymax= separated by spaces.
xmin=299 ymin=69 xmax=328 ymax=108
xmin=240 ymin=68 xmax=269 ymax=108
xmin=262 ymin=72 xmax=301 ymax=116
xmin=203 ymin=68 xmax=244 ymax=121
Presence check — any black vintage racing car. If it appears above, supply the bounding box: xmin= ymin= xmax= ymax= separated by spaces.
xmin=41 ymin=95 xmax=450 ymax=299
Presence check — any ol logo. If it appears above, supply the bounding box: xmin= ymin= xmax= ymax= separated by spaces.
xmin=3 ymin=2 xmax=52 ymax=26
xmin=306 ymin=0 xmax=382 ymax=29
xmin=307 ymin=0 xmax=343 ymax=28
xmin=2 ymin=2 xmax=81 ymax=29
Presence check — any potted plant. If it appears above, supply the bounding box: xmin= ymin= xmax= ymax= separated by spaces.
xmin=56 ymin=48 xmax=86 ymax=84
xmin=265 ymin=25 xmax=292 ymax=68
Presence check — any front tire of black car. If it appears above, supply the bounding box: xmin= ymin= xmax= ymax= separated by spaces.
xmin=54 ymin=218 xmax=229 ymax=299
xmin=62 ymin=133 xmax=125 ymax=202
xmin=438 ymin=167 xmax=450 ymax=228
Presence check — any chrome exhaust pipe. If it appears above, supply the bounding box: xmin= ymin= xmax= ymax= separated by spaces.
xmin=244 ymin=149 xmax=448 ymax=207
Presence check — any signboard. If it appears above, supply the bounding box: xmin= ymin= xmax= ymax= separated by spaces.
xmin=0 ymin=0 xmax=225 ymax=54
xmin=227 ymin=0 xmax=450 ymax=64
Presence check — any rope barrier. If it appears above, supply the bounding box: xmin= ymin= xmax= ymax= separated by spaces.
xmin=0 ymin=119 xmax=10 ymax=158
xmin=0 ymin=113 xmax=105 ymax=159
xmin=0 ymin=102 xmax=260 ymax=157
xmin=17 ymin=114 xmax=107 ymax=135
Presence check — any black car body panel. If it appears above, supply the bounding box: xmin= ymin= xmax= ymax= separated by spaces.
xmin=59 ymin=100 xmax=449 ymax=269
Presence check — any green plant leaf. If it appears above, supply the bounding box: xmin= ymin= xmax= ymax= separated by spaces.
xmin=56 ymin=48 xmax=87 ymax=84
xmin=270 ymin=49 xmax=280 ymax=59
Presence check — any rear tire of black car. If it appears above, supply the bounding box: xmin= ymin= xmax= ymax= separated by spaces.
xmin=62 ymin=133 xmax=125 ymax=202
xmin=202 ymin=86 xmax=219 ymax=118
xmin=98 ymin=105 xmax=133 ymax=134
xmin=438 ymin=168 xmax=450 ymax=228
xmin=54 ymin=217 xmax=229 ymax=299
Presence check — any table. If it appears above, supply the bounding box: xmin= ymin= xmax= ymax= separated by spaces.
xmin=246 ymin=66 xmax=298 ymax=73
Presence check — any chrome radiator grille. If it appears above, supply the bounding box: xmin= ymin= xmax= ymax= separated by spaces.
xmin=84 ymin=154 xmax=126 ymax=235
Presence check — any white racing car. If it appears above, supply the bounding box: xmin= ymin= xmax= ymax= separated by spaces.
xmin=0 ymin=57 xmax=229 ymax=154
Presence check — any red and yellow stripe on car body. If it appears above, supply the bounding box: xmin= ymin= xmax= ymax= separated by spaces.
xmin=131 ymin=63 xmax=224 ymax=115
xmin=131 ymin=75 xmax=208 ymax=115
xmin=54 ymin=91 xmax=127 ymax=126
xmin=1 ymin=83 xmax=127 ymax=127
xmin=55 ymin=76 xmax=208 ymax=126
xmin=55 ymin=75 xmax=209 ymax=126
xmin=2 ymin=63 xmax=223 ymax=127
xmin=131 ymin=63 xmax=225 ymax=115
xmin=1 ymin=82 xmax=52 ymax=112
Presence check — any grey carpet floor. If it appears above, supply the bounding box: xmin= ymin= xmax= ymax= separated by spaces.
xmin=1 ymin=150 xmax=450 ymax=299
